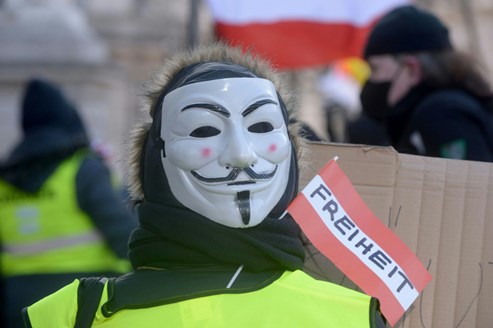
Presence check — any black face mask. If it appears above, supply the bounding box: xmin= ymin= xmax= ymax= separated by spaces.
xmin=359 ymin=80 xmax=392 ymax=123
xmin=360 ymin=60 xmax=405 ymax=122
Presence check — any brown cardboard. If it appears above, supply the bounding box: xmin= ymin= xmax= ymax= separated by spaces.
xmin=301 ymin=142 xmax=493 ymax=328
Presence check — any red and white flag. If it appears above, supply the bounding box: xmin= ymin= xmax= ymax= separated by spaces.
xmin=205 ymin=0 xmax=409 ymax=70
xmin=287 ymin=158 xmax=431 ymax=326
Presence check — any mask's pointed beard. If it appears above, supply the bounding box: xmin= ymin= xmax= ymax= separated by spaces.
xmin=236 ymin=190 xmax=251 ymax=225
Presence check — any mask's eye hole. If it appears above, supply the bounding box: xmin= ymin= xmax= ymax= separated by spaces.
xmin=190 ymin=126 xmax=220 ymax=138
xmin=248 ymin=122 xmax=274 ymax=133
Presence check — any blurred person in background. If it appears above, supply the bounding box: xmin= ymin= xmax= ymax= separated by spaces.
xmin=316 ymin=57 xmax=391 ymax=146
xmin=318 ymin=57 xmax=372 ymax=144
xmin=0 ymin=78 xmax=137 ymax=328
xmin=360 ymin=5 xmax=493 ymax=161
xmin=346 ymin=110 xmax=390 ymax=147
xmin=22 ymin=44 xmax=386 ymax=328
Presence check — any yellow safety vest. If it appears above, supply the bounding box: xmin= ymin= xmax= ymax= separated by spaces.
xmin=25 ymin=270 xmax=376 ymax=327
xmin=0 ymin=152 xmax=129 ymax=277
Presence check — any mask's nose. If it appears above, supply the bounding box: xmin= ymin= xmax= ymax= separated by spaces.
xmin=219 ymin=127 xmax=257 ymax=169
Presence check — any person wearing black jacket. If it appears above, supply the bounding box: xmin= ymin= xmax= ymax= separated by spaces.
xmin=360 ymin=5 xmax=493 ymax=162
xmin=0 ymin=78 xmax=137 ymax=328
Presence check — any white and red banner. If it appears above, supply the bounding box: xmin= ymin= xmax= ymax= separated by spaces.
xmin=287 ymin=158 xmax=431 ymax=326
xmin=205 ymin=0 xmax=409 ymax=70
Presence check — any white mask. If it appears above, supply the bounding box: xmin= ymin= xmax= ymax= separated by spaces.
xmin=160 ymin=78 xmax=292 ymax=228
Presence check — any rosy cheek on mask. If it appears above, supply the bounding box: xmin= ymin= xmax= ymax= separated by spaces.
xmin=268 ymin=144 xmax=277 ymax=153
xmin=201 ymin=148 xmax=212 ymax=158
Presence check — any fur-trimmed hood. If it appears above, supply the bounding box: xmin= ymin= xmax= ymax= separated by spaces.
xmin=126 ymin=43 xmax=306 ymax=202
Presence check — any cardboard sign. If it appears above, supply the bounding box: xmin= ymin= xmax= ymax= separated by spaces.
xmin=301 ymin=142 xmax=493 ymax=328
xmin=289 ymin=158 xmax=431 ymax=326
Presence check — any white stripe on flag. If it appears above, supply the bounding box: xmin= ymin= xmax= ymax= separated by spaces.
xmin=206 ymin=0 xmax=409 ymax=26
xmin=302 ymin=175 xmax=419 ymax=310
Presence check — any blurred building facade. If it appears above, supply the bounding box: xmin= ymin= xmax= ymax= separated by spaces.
xmin=1 ymin=0 xmax=492 ymax=172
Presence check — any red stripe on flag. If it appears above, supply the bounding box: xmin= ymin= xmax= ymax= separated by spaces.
xmin=289 ymin=193 xmax=405 ymax=325
xmin=319 ymin=161 xmax=431 ymax=293
xmin=215 ymin=21 xmax=374 ymax=69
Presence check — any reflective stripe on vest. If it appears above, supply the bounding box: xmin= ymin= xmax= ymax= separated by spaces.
xmin=2 ymin=230 xmax=103 ymax=256
xmin=0 ymin=151 xmax=129 ymax=276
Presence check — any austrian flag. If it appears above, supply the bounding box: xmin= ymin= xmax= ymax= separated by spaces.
xmin=288 ymin=159 xmax=431 ymax=326
xmin=206 ymin=0 xmax=409 ymax=69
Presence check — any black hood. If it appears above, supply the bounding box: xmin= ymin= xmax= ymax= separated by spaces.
xmin=0 ymin=78 xmax=89 ymax=192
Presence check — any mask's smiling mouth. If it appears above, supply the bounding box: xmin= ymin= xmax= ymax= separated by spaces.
xmin=227 ymin=181 xmax=255 ymax=186
xmin=190 ymin=165 xmax=278 ymax=185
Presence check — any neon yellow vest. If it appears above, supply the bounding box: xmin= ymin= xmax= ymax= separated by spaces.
xmin=0 ymin=152 xmax=129 ymax=277
xmin=25 ymin=270 xmax=375 ymax=327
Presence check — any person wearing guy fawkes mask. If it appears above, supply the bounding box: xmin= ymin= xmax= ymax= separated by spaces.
xmin=22 ymin=44 xmax=386 ymax=328
xmin=360 ymin=5 xmax=493 ymax=162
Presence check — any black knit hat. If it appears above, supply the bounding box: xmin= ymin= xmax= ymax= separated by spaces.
xmin=364 ymin=5 xmax=453 ymax=58
xmin=4 ymin=78 xmax=90 ymax=165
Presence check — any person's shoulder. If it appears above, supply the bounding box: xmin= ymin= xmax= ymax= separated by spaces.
xmin=418 ymin=88 xmax=483 ymax=114
xmin=77 ymin=150 xmax=110 ymax=174
xmin=278 ymin=271 xmax=386 ymax=326
xmin=23 ymin=279 xmax=81 ymax=328
xmin=413 ymin=88 xmax=487 ymax=123
xmin=280 ymin=270 xmax=370 ymax=300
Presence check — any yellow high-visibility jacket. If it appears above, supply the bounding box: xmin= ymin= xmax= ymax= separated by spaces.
xmin=24 ymin=269 xmax=382 ymax=327
xmin=0 ymin=152 xmax=129 ymax=277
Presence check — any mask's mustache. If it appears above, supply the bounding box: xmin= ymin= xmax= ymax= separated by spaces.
xmin=191 ymin=165 xmax=278 ymax=183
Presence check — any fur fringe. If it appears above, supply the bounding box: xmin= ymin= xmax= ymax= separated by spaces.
xmin=125 ymin=42 xmax=307 ymax=201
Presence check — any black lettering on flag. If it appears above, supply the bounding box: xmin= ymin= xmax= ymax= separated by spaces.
xmin=369 ymin=250 xmax=392 ymax=270
xmin=334 ymin=215 xmax=355 ymax=235
xmin=310 ymin=184 xmax=332 ymax=200
xmin=355 ymin=237 xmax=374 ymax=255
xmin=348 ymin=228 xmax=360 ymax=241
xmin=396 ymin=271 xmax=414 ymax=293
xmin=307 ymin=180 xmax=417 ymax=297
xmin=388 ymin=265 xmax=398 ymax=277
xmin=322 ymin=200 xmax=339 ymax=221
